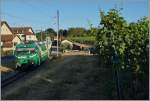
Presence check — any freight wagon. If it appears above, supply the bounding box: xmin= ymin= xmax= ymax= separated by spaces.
xmin=15 ymin=41 xmax=48 ymax=70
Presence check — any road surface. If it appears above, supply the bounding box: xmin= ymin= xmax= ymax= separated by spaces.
xmin=2 ymin=52 xmax=117 ymax=100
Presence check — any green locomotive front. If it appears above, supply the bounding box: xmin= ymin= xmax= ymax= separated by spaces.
xmin=15 ymin=42 xmax=48 ymax=70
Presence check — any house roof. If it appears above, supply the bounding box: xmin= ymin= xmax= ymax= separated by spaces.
xmin=61 ymin=40 xmax=73 ymax=45
xmin=11 ymin=27 xmax=34 ymax=35
xmin=73 ymin=42 xmax=93 ymax=48
xmin=26 ymin=32 xmax=34 ymax=35
xmin=13 ymin=35 xmax=22 ymax=41
xmin=0 ymin=21 xmax=13 ymax=33
xmin=1 ymin=35 xmax=14 ymax=42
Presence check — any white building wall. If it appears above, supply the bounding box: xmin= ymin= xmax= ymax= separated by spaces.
xmin=1 ymin=24 xmax=13 ymax=35
xmin=26 ymin=35 xmax=37 ymax=41
xmin=28 ymin=29 xmax=33 ymax=33
xmin=2 ymin=47 xmax=13 ymax=51
xmin=16 ymin=34 xmax=25 ymax=41
xmin=12 ymin=36 xmax=21 ymax=44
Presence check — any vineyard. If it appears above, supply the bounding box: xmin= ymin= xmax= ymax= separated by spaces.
xmin=96 ymin=9 xmax=149 ymax=99
xmin=67 ymin=36 xmax=96 ymax=45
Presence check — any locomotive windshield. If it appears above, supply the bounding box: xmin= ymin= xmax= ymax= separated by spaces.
xmin=16 ymin=48 xmax=35 ymax=55
xmin=16 ymin=50 xmax=30 ymax=55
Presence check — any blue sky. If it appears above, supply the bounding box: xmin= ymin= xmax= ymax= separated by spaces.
xmin=1 ymin=0 xmax=149 ymax=31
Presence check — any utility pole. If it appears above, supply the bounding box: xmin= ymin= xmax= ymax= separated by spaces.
xmin=57 ymin=10 xmax=59 ymax=57
xmin=13 ymin=33 xmax=15 ymax=55
xmin=0 ymin=3 xmax=2 ymax=96
xmin=0 ymin=20 xmax=1 ymax=68
xmin=41 ymin=28 xmax=42 ymax=41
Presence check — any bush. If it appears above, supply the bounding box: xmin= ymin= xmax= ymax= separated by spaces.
xmin=96 ymin=9 xmax=149 ymax=99
xmin=60 ymin=43 xmax=73 ymax=52
xmin=67 ymin=36 xmax=96 ymax=45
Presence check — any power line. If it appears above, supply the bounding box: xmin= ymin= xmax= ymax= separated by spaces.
xmin=1 ymin=12 xmax=53 ymax=31
xmin=2 ymin=1 xmax=60 ymax=31
xmin=22 ymin=1 xmax=52 ymax=18
xmin=1 ymin=12 xmax=39 ymax=23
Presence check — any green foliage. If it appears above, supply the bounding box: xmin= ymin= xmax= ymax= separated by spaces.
xmin=67 ymin=36 xmax=96 ymax=45
xmin=45 ymin=28 xmax=57 ymax=35
xmin=67 ymin=27 xmax=98 ymax=37
xmin=97 ymin=9 xmax=127 ymax=65
xmin=96 ymin=9 xmax=149 ymax=73
xmin=35 ymin=27 xmax=97 ymax=42
xmin=66 ymin=27 xmax=97 ymax=45
xmin=59 ymin=29 xmax=68 ymax=37
xmin=60 ymin=42 xmax=72 ymax=52
xmin=68 ymin=27 xmax=88 ymax=37
xmin=96 ymin=8 xmax=149 ymax=99
xmin=36 ymin=28 xmax=56 ymax=41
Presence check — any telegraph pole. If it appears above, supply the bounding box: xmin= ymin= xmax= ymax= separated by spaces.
xmin=57 ymin=10 xmax=59 ymax=56
xmin=41 ymin=28 xmax=42 ymax=41
xmin=13 ymin=33 xmax=15 ymax=55
xmin=0 ymin=20 xmax=1 ymax=69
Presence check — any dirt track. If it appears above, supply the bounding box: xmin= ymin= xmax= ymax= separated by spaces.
xmin=2 ymin=52 xmax=117 ymax=100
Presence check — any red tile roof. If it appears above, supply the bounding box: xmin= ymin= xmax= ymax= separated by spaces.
xmin=11 ymin=27 xmax=34 ymax=35
xmin=1 ymin=35 xmax=14 ymax=42
xmin=26 ymin=32 xmax=34 ymax=35
xmin=2 ymin=42 xmax=13 ymax=48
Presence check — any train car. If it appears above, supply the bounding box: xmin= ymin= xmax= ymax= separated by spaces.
xmin=15 ymin=41 xmax=48 ymax=70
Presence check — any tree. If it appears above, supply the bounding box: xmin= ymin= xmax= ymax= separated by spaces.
xmin=45 ymin=28 xmax=56 ymax=37
xmin=96 ymin=9 xmax=127 ymax=65
xmin=59 ymin=29 xmax=68 ymax=37
xmin=67 ymin=27 xmax=87 ymax=37
xmin=87 ymin=27 xmax=98 ymax=36
xmin=36 ymin=28 xmax=56 ymax=41
xmin=96 ymin=8 xmax=149 ymax=99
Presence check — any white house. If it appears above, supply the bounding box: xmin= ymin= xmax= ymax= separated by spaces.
xmin=11 ymin=27 xmax=38 ymax=42
xmin=1 ymin=21 xmax=21 ymax=51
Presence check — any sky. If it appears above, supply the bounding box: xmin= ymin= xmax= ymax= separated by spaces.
xmin=1 ymin=0 xmax=149 ymax=31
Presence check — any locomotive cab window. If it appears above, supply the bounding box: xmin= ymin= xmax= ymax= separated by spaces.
xmin=16 ymin=50 xmax=30 ymax=55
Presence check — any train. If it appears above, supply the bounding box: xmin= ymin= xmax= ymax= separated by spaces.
xmin=15 ymin=41 xmax=49 ymax=70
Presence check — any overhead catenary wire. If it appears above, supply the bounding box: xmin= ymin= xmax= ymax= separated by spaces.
xmin=1 ymin=12 xmax=39 ymax=23
xmin=22 ymin=0 xmax=53 ymax=19
xmin=0 ymin=0 xmax=2 ymax=70
xmin=20 ymin=0 xmax=58 ymax=30
xmin=1 ymin=12 xmax=40 ymax=27
xmin=2 ymin=0 xmax=58 ymax=31
xmin=1 ymin=12 xmax=54 ymax=31
xmin=2 ymin=0 xmax=55 ymax=27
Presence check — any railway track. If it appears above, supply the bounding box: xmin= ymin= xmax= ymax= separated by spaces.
xmin=1 ymin=56 xmax=54 ymax=88
xmin=1 ymin=71 xmax=27 ymax=88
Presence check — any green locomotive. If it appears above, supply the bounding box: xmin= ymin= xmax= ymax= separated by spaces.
xmin=15 ymin=41 xmax=48 ymax=70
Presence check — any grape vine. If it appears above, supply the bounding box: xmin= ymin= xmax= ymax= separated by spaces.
xmin=96 ymin=9 xmax=149 ymax=99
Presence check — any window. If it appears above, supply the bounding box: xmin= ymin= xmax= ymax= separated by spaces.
xmin=29 ymin=35 xmax=31 ymax=39
xmin=22 ymin=35 xmax=25 ymax=37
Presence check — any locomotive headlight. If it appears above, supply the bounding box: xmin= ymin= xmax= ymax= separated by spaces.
xmin=17 ymin=56 xmax=27 ymax=59
xmin=16 ymin=63 xmax=21 ymax=67
xmin=29 ymin=54 xmax=36 ymax=58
